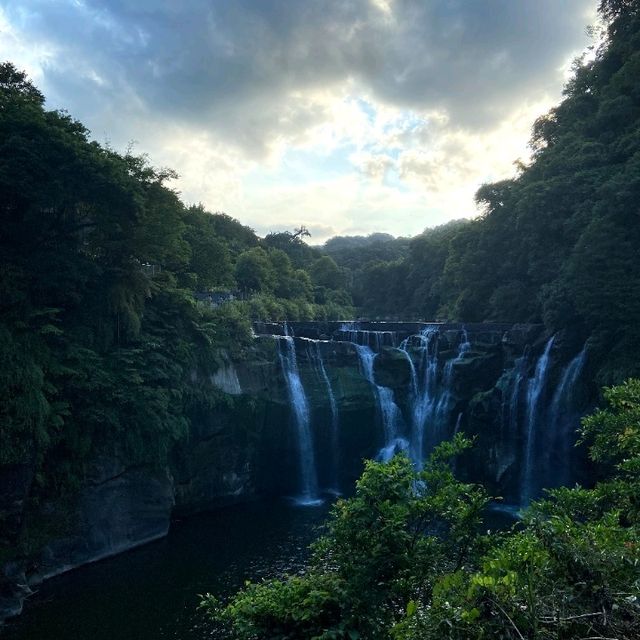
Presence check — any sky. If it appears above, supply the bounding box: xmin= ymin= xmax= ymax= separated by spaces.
xmin=1 ymin=0 xmax=598 ymax=242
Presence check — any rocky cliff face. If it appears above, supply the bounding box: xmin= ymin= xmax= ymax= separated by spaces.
xmin=0 ymin=461 xmax=175 ymax=620
xmin=0 ymin=321 xmax=595 ymax=623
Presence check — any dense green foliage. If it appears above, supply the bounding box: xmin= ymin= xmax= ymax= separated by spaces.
xmin=326 ymin=1 xmax=640 ymax=380
xmin=203 ymin=434 xmax=489 ymax=638
xmin=203 ymin=379 xmax=640 ymax=639
xmin=322 ymin=232 xmax=411 ymax=311
xmin=0 ymin=61 xmax=353 ymax=519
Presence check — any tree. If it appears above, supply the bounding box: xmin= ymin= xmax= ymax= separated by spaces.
xmin=394 ymin=380 xmax=640 ymax=640
xmin=202 ymin=435 xmax=488 ymax=639
xmin=263 ymin=228 xmax=320 ymax=269
xmin=183 ymin=205 xmax=234 ymax=290
xmin=205 ymin=382 xmax=640 ymax=640
xmin=0 ymin=62 xmax=44 ymax=107
xmin=309 ymin=255 xmax=344 ymax=290
xmin=235 ymin=247 xmax=275 ymax=293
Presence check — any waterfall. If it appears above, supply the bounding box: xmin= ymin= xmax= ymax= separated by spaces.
xmin=550 ymin=347 xmax=586 ymax=427
xmin=277 ymin=336 xmax=321 ymax=505
xmin=502 ymin=355 xmax=527 ymax=441
xmin=509 ymin=358 xmax=526 ymax=433
xmin=257 ymin=321 xmax=590 ymax=504
xmin=453 ymin=412 xmax=463 ymax=434
xmin=308 ymin=340 xmax=341 ymax=494
xmin=338 ymin=324 xmax=396 ymax=349
xmin=434 ymin=329 xmax=471 ymax=431
xmin=494 ymin=355 xmax=528 ymax=505
xmin=520 ymin=336 xmax=555 ymax=505
xmin=548 ymin=346 xmax=587 ymax=487
xmin=353 ymin=344 xmax=406 ymax=462
xmin=399 ymin=327 xmax=439 ymax=468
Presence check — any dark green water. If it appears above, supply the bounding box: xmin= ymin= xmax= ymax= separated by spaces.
xmin=4 ymin=500 xmax=330 ymax=640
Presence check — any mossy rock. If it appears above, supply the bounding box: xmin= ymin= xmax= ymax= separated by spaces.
xmin=450 ymin=351 xmax=502 ymax=396
xmin=331 ymin=367 xmax=377 ymax=411
xmin=373 ymin=348 xmax=412 ymax=389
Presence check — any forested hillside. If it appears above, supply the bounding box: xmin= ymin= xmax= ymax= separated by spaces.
xmin=0 ymin=63 xmax=353 ymax=519
xmin=326 ymin=0 xmax=640 ymax=382
xmin=2 ymin=0 xmax=639 ymax=531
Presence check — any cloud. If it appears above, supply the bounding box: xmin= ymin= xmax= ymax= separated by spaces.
xmin=352 ymin=152 xmax=395 ymax=181
xmin=2 ymin=0 xmax=596 ymax=149
xmin=0 ymin=0 xmax=597 ymax=239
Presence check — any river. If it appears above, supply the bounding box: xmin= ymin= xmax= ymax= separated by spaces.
xmin=4 ymin=500 xmax=330 ymax=640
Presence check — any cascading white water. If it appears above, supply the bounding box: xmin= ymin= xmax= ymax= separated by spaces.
xmin=453 ymin=412 xmax=463 ymax=434
xmin=492 ymin=354 xmax=529 ymax=506
xmin=548 ymin=346 xmax=587 ymax=486
xmin=399 ymin=327 xmax=439 ymax=468
xmin=353 ymin=344 xmax=406 ymax=462
xmin=307 ymin=340 xmax=341 ymax=494
xmin=520 ymin=336 xmax=555 ymax=505
xmin=434 ymin=329 xmax=471 ymax=430
xmin=550 ymin=347 xmax=587 ymax=428
xmin=338 ymin=323 xmax=397 ymax=349
xmin=501 ymin=355 xmax=528 ymax=440
xmin=277 ymin=336 xmax=322 ymax=506
xmin=510 ymin=358 xmax=526 ymax=429
xmin=269 ymin=322 xmax=588 ymax=503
